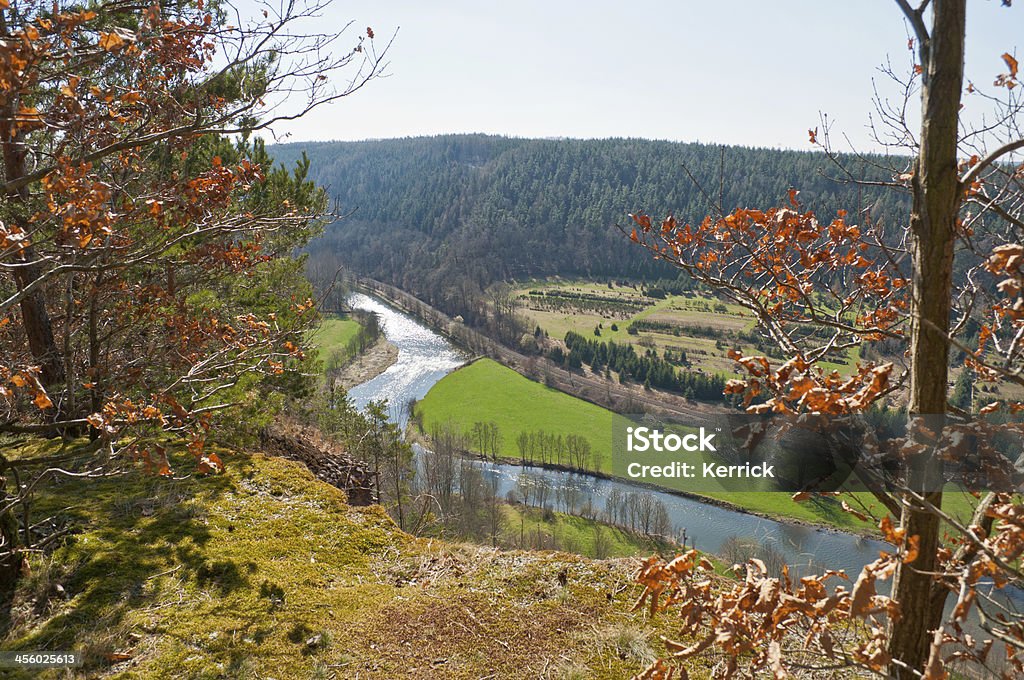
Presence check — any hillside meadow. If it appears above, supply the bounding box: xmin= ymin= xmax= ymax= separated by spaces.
xmin=517 ymin=279 xmax=860 ymax=377
xmin=1 ymin=437 xmax=686 ymax=679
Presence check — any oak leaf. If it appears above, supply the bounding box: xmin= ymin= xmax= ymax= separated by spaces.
xmin=197 ymin=452 xmax=224 ymax=474
xmin=33 ymin=391 xmax=53 ymax=410
xmin=849 ymin=568 xmax=877 ymax=617
xmin=1003 ymin=52 xmax=1019 ymax=77
xmin=98 ymin=32 xmax=125 ymax=51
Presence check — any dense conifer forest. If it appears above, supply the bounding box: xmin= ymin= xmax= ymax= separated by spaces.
xmin=275 ymin=135 xmax=913 ymax=312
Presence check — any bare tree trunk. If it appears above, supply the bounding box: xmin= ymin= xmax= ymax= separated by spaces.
xmin=888 ymin=0 xmax=965 ymax=674
xmin=88 ymin=273 xmax=104 ymax=430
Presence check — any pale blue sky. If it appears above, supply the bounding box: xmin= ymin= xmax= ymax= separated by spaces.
xmin=270 ymin=1 xmax=1021 ymax=151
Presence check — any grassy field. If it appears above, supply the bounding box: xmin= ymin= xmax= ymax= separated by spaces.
xmin=517 ymin=279 xmax=859 ymax=377
xmin=2 ymin=437 xmax=686 ymax=679
xmin=307 ymin=314 xmax=362 ymax=358
xmin=415 ymin=358 xmax=617 ymax=470
xmin=415 ymin=359 xmax=980 ymax=532
xmin=499 ymin=505 xmax=679 ymax=559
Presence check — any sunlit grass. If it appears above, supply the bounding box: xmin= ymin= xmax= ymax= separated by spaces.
xmin=307 ymin=314 xmax=361 ymax=357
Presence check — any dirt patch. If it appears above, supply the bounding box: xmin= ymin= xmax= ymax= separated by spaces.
xmin=348 ymin=545 xmax=646 ymax=678
xmin=335 ymin=337 xmax=399 ymax=390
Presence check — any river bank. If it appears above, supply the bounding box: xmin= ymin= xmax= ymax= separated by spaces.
xmin=345 ymin=293 xmax=466 ymax=427
xmin=334 ymin=336 xmax=399 ymax=391
xmin=404 ymin=426 xmax=882 ymax=542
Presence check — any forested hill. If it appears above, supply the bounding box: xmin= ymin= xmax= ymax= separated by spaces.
xmin=270 ymin=134 xmax=910 ymax=304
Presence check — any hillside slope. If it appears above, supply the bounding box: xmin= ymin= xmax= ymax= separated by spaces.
xmin=1 ymin=439 xmax=690 ymax=679
xmin=273 ymin=135 xmax=911 ymax=310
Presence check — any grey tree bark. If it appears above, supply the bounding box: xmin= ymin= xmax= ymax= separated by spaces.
xmin=888 ymin=0 xmax=965 ymax=674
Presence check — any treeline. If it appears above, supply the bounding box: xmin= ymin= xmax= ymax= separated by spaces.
xmin=281 ymin=134 xmax=911 ymax=327
xmin=322 ymin=310 xmax=383 ymax=387
xmin=558 ymin=331 xmax=728 ymax=401
xmin=512 ymin=472 xmax=672 ymax=538
xmin=603 ymin=487 xmax=673 ymax=537
xmin=417 ymin=425 xmax=678 ymax=555
xmin=643 ymin=276 xmax=700 ymax=296
xmin=343 ymin=310 xmax=382 ymax=359
xmin=514 ymin=430 xmax=593 ymax=470
xmin=418 ymin=416 xmax=598 ymax=473
xmin=628 ymin=319 xmax=728 ymax=338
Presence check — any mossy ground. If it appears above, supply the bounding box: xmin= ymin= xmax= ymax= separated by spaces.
xmin=1 ymin=438 xmax=694 ymax=679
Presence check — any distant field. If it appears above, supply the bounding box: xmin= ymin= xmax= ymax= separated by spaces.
xmin=500 ymin=504 xmax=678 ymax=559
xmin=413 ymin=358 xmax=977 ymax=531
xmin=517 ymin=279 xmax=859 ymax=377
xmin=308 ymin=315 xmax=361 ymax=357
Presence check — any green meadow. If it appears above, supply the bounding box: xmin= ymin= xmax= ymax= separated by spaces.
xmin=415 ymin=359 xmax=980 ymax=532
xmin=308 ymin=314 xmax=361 ymax=357
xmin=415 ymin=358 xmax=617 ymax=471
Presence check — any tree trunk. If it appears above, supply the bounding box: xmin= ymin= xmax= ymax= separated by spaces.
xmin=888 ymin=0 xmax=965 ymax=674
xmin=10 ymin=260 xmax=63 ymax=388
xmin=0 ymin=12 xmax=64 ymax=596
xmin=0 ymin=17 xmax=65 ymax=390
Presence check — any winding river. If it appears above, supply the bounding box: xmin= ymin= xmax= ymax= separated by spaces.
xmin=346 ymin=292 xmax=894 ymax=577
xmin=346 ymin=293 xmax=466 ymax=428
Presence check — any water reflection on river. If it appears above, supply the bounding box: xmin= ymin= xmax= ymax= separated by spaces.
xmin=346 ymin=293 xmax=466 ymax=428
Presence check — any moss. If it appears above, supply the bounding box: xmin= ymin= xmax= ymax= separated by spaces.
xmin=1 ymin=438 xmax=698 ymax=679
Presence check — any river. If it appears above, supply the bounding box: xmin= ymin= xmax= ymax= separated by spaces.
xmin=346 ymin=293 xmax=466 ymax=428
xmin=346 ymin=292 xmax=896 ymax=578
